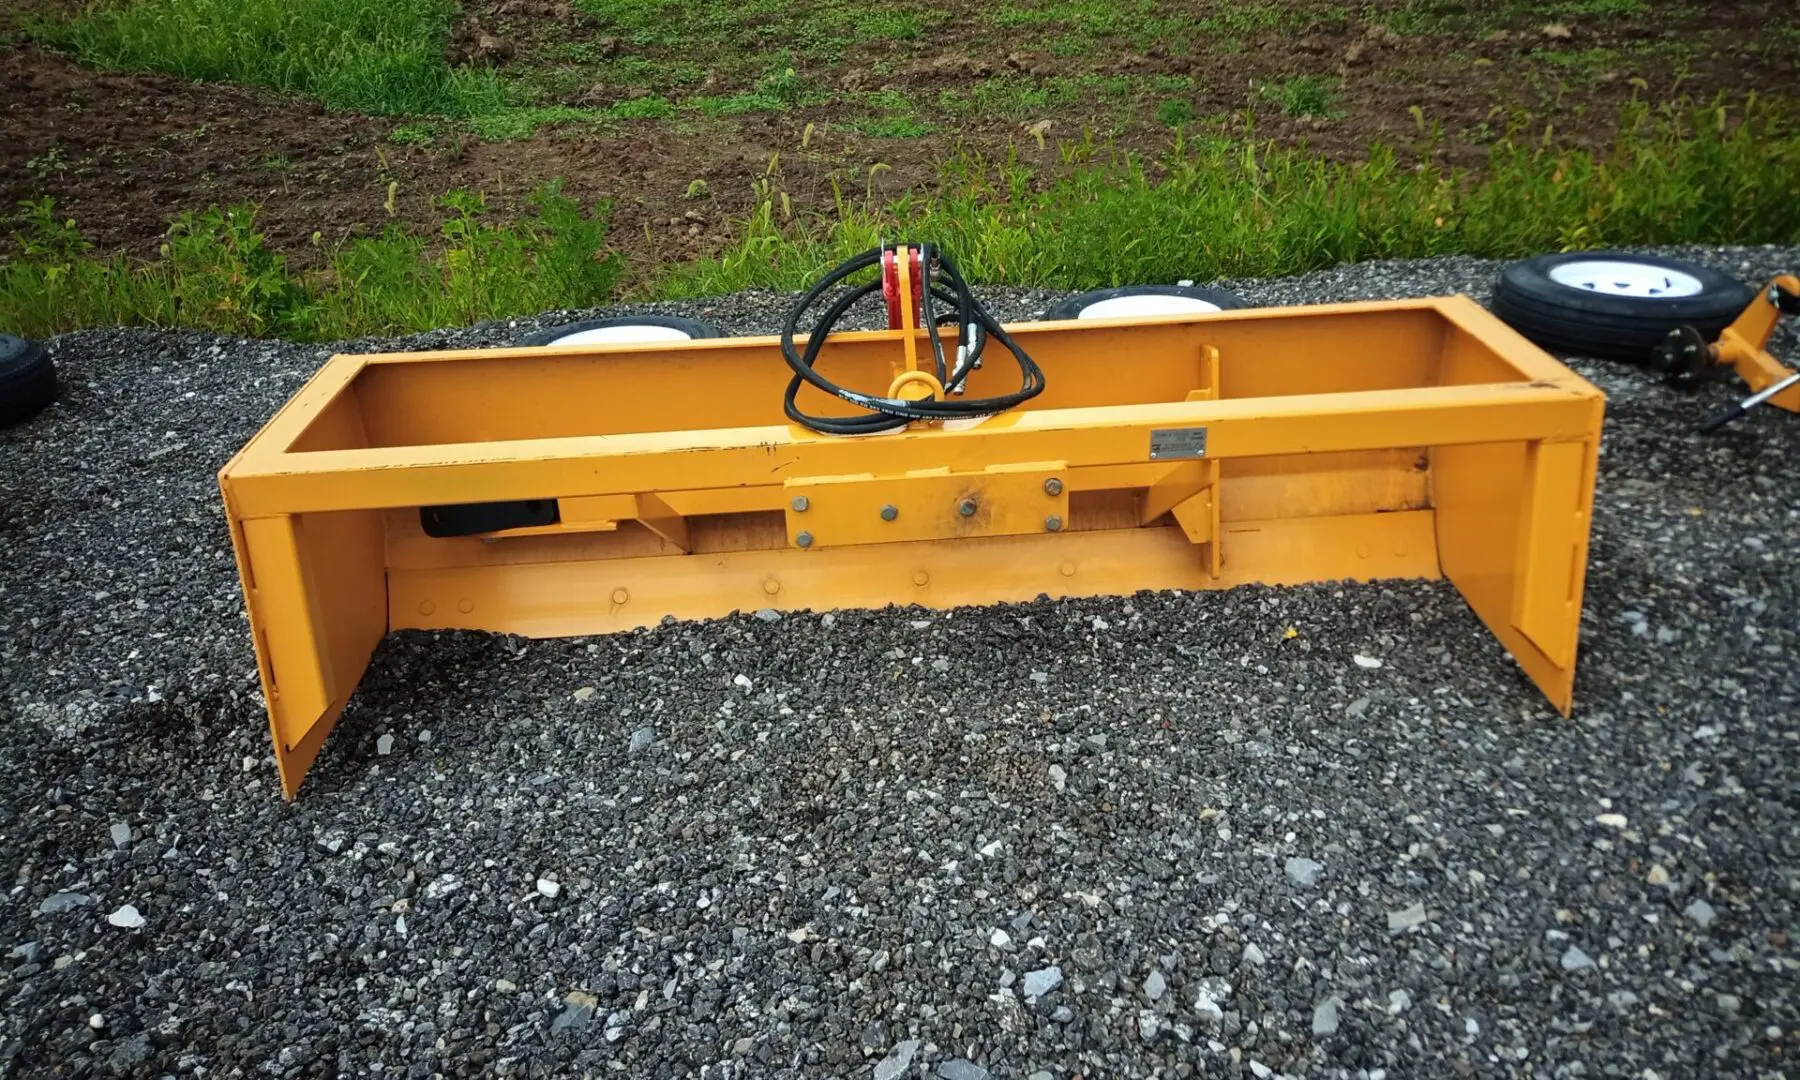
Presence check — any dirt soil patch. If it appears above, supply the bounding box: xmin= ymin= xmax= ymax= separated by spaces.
xmin=3 ymin=0 xmax=1797 ymax=280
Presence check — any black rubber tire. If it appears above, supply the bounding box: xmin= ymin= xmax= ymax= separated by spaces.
xmin=517 ymin=315 xmax=722 ymax=346
xmin=1491 ymin=252 xmax=1753 ymax=363
xmin=1042 ymin=284 xmax=1248 ymax=321
xmin=0 ymin=334 xmax=57 ymax=429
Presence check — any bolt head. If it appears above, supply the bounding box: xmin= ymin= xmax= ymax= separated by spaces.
xmin=958 ymin=498 xmax=978 ymax=517
xmin=1044 ymin=477 xmax=1063 ymax=496
xmin=795 ymin=531 xmax=813 ymax=548
xmin=880 ymin=504 xmax=899 ymax=521
xmin=791 ymin=496 xmax=810 ymax=512
xmin=1045 ymin=515 xmax=1064 ymax=532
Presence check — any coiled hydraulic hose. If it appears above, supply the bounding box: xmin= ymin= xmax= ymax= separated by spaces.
xmin=780 ymin=244 xmax=1045 ymax=435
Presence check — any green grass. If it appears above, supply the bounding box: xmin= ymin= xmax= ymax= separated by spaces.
xmin=389 ymin=123 xmax=436 ymax=145
xmin=655 ymin=100 xmax=1800 ymax=295
xmin=1156 ymin=99 xmax=1196 ymax=128
xmin=686 ymin=62 xmax=820 ymax=116
xmin=1546 ymin=0 xmax=1646 ymax=15
xmin=940 ymin=74 xmax=1141 ymax=122
xmin=991 ymin=0 xmax=1183 ymax=38
xmin=841 ymin=8 xmax=939 ymax=41
xmin=33 ymin=0 xmax=503 ymax=116
xmin=1259 ymin=76 xmax=1341 ymax=118
xmin=1196 ymin=4 xmax=1298 ymax=36
xmin=468 ymin=105 xmax=601 ymax=140
xmin=6 ymin=101 xmax=1798 ymax=340
xmin=609 ymin=96 xmax=678 ymax=120
xmin=687 ymin=93 xmax=785 ymax=117
xmin=0 ymin=184 xmax=617 ymax=340
xmin=1529 ymin=46 xmax=1628 ymax=84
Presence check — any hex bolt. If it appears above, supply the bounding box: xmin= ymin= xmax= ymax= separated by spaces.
xmin=1044 ymin=477 xmax=1063 ymax=496
xmin=795 ymin=531 xmax=814 ymax=548
xmin=880 ymin=504 xmax=899 ymax=521
xmin=791 ymin=496 xmax=810 ymax=512
xmin=1045 ymin=515 xmax=1064 ymax=532
xmin=958 ymin=498 xmax=978 ymax=517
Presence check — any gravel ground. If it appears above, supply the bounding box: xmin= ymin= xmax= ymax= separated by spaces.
xmin=3 ymin=248 xmax=1798 ymax=1080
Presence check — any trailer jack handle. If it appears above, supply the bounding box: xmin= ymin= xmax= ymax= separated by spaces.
xmin=1699 ymin=368 xmax=1800 ymax=433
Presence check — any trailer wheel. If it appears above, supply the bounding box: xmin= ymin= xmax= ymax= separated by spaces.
xmin=1043 ymin=284 xmax=1248 ymax=321
xmin=1491 ymin=252 xmax=1753 ymax=362
xmin=518 ymin=316 xmax=722 ymax=347
xmin=0 ymin=334 xmax=57 ymax=429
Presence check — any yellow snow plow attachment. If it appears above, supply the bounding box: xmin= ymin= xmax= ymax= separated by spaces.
xmin=221 ymin=296 xmax=1604 ymax=798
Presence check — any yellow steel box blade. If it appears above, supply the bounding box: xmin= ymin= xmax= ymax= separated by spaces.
xmin=219 ymin=297 xmax=1605 ymax=798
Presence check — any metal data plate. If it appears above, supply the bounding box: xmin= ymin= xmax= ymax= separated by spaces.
xmin=1149 ymin=426 xmax=1209 ymax=460
xmin=785 ymin=463 xmax=1069 ymax=548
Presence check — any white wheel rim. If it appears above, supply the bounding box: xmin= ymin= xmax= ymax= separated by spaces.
xmin=1547 ymin=260 xmax=1704 ymax=299
xmin=1077 ymin=294 xmax=1222 ymax=319
xmin=544 ymin=324 xmax=694 ymax=345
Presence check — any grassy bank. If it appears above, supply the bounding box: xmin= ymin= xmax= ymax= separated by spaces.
xmin=660 ymin=101 xmax=1800 ymax=295
xmin=3 ymin=101 xmax=1797 ymax=342
xmin=1 ymin=185 xmax=616 ymax=340
xmin=31 ymin=0 xmax=503 ymax=115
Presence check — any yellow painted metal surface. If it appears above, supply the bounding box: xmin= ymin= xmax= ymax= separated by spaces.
xmin=785 ymin=463 xmax=1070 ymax=547
xmin=220 ymin=296 xmax=1606 ymax=797
xmin=1718 ymin=274 xmax=1800 ymax=413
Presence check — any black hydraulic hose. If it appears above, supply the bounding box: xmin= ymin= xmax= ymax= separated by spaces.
xmin=779 ymin=244 xmax=1043 ymax=435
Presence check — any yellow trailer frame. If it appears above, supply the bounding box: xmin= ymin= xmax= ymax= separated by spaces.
xmin=1716 ymin=274 xmax=1800 ymax=412
xmin=220 ymin=296 xmax=1605 ymax=798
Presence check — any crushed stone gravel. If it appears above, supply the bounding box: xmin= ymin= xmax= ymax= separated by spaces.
xmin=3 ymin=246 xmax=1799 ymax=1078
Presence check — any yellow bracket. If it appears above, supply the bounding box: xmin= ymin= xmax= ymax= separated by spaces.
xmin=895 ymin=244 xmax=922 ymax=383
xmin=1716 ymin=274 xmax=1800 ymax=414
xmin=450 ymin=493 xmax=689 ymax=552
xmin=785 ymin=462 xmax=1069 ymax=548
xmin=1138 ymin=355 xmax=1223 ymax=577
